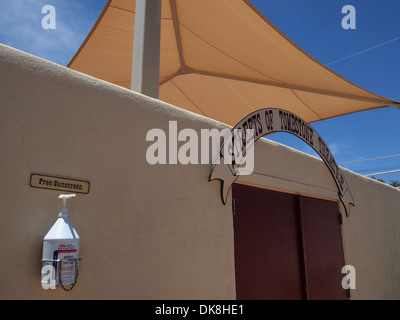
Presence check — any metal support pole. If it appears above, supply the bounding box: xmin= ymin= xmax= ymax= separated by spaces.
xmin=131 ymin=0 xmax=162 ymax=99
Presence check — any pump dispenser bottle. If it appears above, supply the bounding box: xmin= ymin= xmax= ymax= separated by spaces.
xmin=41 ymin=194 xmax=80 ymax=289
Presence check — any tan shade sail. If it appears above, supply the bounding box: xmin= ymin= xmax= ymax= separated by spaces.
xmin=68 ymin=0 xmax=399 ymax=126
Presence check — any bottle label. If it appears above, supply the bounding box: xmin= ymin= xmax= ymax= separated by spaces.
xmin=53 ymin=243 xmax=78 ymax=285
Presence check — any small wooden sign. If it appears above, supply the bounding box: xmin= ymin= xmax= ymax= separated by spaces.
xmin=30 ymin=174 xmax=90 ymax=194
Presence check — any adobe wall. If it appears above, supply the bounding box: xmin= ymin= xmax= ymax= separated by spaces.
xmin=1 ymin=44 xmax=399 ymax=299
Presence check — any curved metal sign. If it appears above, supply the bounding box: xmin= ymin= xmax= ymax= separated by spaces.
xmin=209 ymin=108 xmax=355 ymax=216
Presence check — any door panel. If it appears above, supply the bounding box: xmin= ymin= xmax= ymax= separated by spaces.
xmin=299 ymin=196 xmax=348 ymax=300
xmin=232 ymin=184 xmax=348 ymax=300
xmin=233 ymin=184 xmax=304 ymax=300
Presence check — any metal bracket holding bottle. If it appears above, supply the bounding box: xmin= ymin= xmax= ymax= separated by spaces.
xmin=42 ymin=258 xmax=81 ymax=292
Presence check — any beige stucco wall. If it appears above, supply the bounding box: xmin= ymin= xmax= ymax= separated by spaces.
xmin=340 ymin=173 xmax=400 ymax=299
xmin=1 ymin=44 xmax=400 ymax=299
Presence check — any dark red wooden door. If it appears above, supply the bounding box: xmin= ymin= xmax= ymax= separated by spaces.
xmin=232 ymin=184 xmax=348 ymax=300
xmin=298 ymin=196 xmax=348 ymax=300
xmin=232 ymin=184 xmax=304 ymax=300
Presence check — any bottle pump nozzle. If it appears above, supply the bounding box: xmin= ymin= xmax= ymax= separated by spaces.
xmin=59 ymin=194 xmax=76 ymax=217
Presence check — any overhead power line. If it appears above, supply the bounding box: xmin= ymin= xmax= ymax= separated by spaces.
xmin=365 ymin=169 xmax=400 ymax=177
xmin=326 ymin=36 xmax=400 ymax=66
xmin=340 ymin=154 xmax=400 ymax=165
xmin=355 ymin=165 xmax=400 ymax=174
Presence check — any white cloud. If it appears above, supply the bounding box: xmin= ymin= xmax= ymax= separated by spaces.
xmin=0 ymin=0 xmax=107 ymax=66
xmin=328 ymin=143 xmax=341 ymax=157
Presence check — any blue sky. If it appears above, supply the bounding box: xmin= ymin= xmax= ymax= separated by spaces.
xmin=1 ymin=0 xmax=399 ymax=177
xmin=252 ymin=0 xmax=400 ymax=178
xmin=0 ymin=0 xmax=105 ymax=65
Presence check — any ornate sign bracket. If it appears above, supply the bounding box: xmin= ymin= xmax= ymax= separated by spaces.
xmin=209 ymin=108 xmax=355 ymax=217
